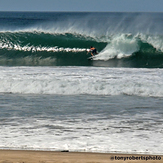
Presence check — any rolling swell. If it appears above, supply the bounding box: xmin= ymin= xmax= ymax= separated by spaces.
xmin=1 ymin=31 xmax=163 ymax=67
xmin=0 ymin=31 xmax=106 ymax=66
xmin=1 ymin=12 xmax=163 ymax=67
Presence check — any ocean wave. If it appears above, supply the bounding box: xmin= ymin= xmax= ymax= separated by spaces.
xmin=0 ymin=67 xmax=163 ymax=97
xmin=94 ymin=33 xmax=163 ymax=60
xmin=1 ymin=31 xmax=163 ymax=67
xmin=1 ymin=31 xmax=163 ymax=54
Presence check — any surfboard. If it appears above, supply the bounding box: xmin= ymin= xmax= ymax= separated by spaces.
xmin=87 ymin=56 xmax=95 ymax=60
xmin=87 ymin=53 xmax=99 ymax=60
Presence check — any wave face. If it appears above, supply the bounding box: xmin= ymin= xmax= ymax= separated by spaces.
xmin=1 ymin=12 xmax=163 ymax=67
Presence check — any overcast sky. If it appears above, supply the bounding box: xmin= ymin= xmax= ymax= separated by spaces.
xmin=0 ymin=0 xmax=163 ymax=12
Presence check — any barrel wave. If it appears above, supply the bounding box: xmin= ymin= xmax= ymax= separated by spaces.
xmin=1 ymin=12 xmax=163 ymax=67
xmin=1 ymin=12 xmax=163 ymax=155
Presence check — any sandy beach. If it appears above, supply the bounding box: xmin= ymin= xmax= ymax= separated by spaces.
xmin=0 ymin=150 xmax=162 ymax=163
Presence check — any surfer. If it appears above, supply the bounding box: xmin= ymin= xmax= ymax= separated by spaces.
xmin=88 ymin=46 xmax=98 ymax=56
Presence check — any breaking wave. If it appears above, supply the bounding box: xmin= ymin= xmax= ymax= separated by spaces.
xmin=0 ymin=66 xmax=163 ymax=97
xmin=1 ymin=31 xmax=163 ymax=67
xmin=1 ymin=12 xmax=163 ymax=67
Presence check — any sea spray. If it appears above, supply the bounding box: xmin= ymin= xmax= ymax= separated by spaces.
xmin=1 ymin=12 xmax=163 ymax=67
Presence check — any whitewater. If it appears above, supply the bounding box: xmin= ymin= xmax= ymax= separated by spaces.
xmin=0 ymin=12 xmax=163 ymax=154
xmin=0 ymin=66 xmax=163 ymax=97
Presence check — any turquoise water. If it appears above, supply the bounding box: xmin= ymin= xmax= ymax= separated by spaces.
xmin=0 ymin=12 xmax=163 ymax=154
xmin=1 ymin=12 xmax=163 ymax=67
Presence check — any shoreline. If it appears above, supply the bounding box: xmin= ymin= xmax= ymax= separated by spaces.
xmin=0 ymin=150 xmax=162 ymax=163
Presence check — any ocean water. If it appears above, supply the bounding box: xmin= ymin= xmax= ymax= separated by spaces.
xmin=0 ymin=12 xmax=163 ymax=154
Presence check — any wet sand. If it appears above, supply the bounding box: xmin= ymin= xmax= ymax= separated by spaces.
xmin=0 ymin=150 xmax=162 ymax=163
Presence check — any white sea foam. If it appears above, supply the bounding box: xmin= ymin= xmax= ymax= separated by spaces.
xmin=0 ymin=66 xmax=163 ymax=97
xmin=92 ymin=33 xmax=163 ymax=61
xmin=0 ymin=108 xmax=162 ymax=154
xmin=0 ymin=42 xmax=88 ymax=52
xmin=94 ymin=34 xmax=140 ymax=60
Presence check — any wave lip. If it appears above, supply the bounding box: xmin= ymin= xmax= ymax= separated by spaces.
xmin=0 ymin=67 xmax=163 ymax=97
xmin=95 ymin=34 xmax=139 ymax=60
xmin=1 ymin=31 xmax=163 ymax=67
xmin=94 ymin=33 xmax=163 ymax=61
